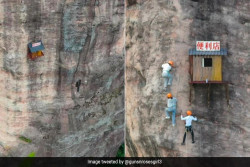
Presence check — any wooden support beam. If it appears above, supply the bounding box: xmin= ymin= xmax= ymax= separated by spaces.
xmin=190 ymin=81 xmax=229 ymax=84
xmin=207 ymin=83 xmax=211 ymax=107
xmin=189 ymin=84 xmax=193 ymax=105
xmin=225 ymin=84 xmax=229 ymax=107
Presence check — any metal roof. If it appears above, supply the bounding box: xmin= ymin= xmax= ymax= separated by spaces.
xmin=28 ymin=40 xmax=45 ymax=53
xmin=189 ymin=48 xmax=227 ymax=56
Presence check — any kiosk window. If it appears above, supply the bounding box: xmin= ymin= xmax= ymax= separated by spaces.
xmin=202 ymin=58 xmax=212 ymax=67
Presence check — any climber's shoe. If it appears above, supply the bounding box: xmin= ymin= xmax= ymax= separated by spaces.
xmin=192 ymin=141 xmax=195 ymax=144
xmin=165 ymin=116 xmax=170 ymax=119
xmin=167 ymin=83 xmax=171 ymax=86
xmin=172 ymin=124 xmax=175 ymax=127
xmin=181 ymin=143 xmax=185 ymax=145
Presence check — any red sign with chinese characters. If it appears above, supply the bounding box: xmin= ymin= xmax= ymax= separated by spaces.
xmin=32 ymin=42 xmax=41 ymax=47
xmin=196 ymin=41 xmax=220 ymax=51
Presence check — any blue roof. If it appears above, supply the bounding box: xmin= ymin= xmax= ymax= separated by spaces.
xmin=189 ymin=48 xmax=227 ymax=56
xmin=28 ymin=40 xmax=45 ymax=53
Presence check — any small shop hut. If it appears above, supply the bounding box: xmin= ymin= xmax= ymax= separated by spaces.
xmin=28 ymin=40 xmax=45 ymax=60
xmin=189 ymin=41 xmax=229 ymax=107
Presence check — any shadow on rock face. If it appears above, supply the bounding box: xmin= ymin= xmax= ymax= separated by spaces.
xmin=127 ymin=0 xmax=137 ymax=6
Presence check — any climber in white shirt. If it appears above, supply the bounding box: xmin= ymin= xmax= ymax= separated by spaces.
xmin=161 ymin=61 xmax=174 ymax=91
xmin=181 ymin=110 xmax=197 ymax=145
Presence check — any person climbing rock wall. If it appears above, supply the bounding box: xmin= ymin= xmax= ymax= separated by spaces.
xmin=126 ymin=0 xmax=250 ymax=157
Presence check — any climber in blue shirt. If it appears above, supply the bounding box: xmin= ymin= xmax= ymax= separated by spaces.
xmin=165 ymin=93 xmax=177 ymax=127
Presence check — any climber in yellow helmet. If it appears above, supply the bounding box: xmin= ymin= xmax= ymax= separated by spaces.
xmin=161 ymin=61 xmax=174 ymax=91
xmin=181 ymin=110 xmax=197 ymax=145
xmin=165 ymin=93 xmax=177 ymax=127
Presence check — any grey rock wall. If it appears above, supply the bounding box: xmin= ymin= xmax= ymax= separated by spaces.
xmin=125 ymin=0 xmax=249 ymax=157
xmin=0 ymin=0 xmax=124 ymax=157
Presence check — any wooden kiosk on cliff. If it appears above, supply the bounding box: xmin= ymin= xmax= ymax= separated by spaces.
xmin=189 ymin=41 xmax=229 ymax=107
xmin=28 ymin=40 xmax=45 ymax=60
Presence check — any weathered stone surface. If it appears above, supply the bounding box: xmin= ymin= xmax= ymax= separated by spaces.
xmin=126 ymin=0 xmax=249 ymax=157
xmin=0 ymin=0 xmax=124 ymax=157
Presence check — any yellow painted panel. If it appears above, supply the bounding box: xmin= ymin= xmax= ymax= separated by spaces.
xmin=212 ymin=56 xmax=222 ymax=81
xmin=31 ymin=51 xmax=43 ymax=59
xmin=193 ymin=56 xmax=215 ymax=81
xmin=37 ymin=50 xmax=42 ymax=56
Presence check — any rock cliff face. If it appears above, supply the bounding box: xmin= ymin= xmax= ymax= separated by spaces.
xmin=0 ymin=0 xmax=124 ymax=156
xmin=126 ymin=0 xmax=249 ymax=157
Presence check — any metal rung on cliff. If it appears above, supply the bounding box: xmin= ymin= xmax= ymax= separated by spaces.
xmin=27 ymin=40 xmax=45 ymax=60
